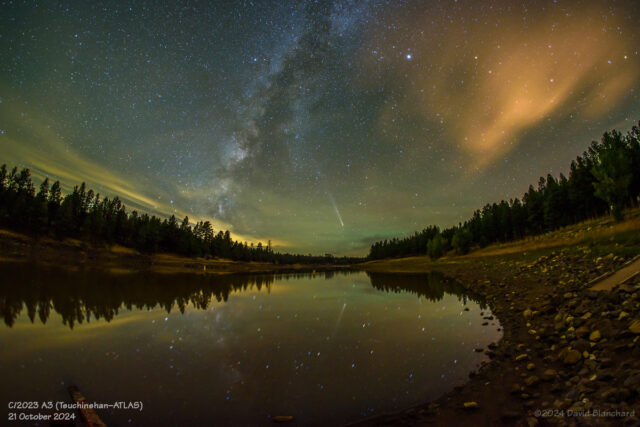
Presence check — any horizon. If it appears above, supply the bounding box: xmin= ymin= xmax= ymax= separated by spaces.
xmin=1 ymin=0 xmax=639 ymax=256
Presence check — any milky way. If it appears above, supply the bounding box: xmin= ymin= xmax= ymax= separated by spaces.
xmin=1 ymin=0 xmax=639 ymax=254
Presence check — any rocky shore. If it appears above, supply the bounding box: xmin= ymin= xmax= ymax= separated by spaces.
xmin=357 ymin=248 xmax=640 ymax=426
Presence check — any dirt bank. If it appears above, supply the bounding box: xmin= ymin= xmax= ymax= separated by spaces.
xmin=0 ymin=229 xmax=347 ymax=275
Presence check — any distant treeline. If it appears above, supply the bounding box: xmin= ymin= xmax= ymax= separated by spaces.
xmin=0 ymin=165 xmax=360 ymax=264
xmin=369 ymin=121 xmax=640 ymax=260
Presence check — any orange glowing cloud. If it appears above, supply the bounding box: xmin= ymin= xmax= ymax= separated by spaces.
xmin=359 ymin=2 xmax=639 ymax=169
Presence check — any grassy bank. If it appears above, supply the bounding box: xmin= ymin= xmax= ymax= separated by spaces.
xmin=361 ymin=207 xmax=640 ymax=274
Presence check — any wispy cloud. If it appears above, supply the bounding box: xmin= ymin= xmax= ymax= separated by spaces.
xmin=360 ymin=1 xmax=639 ymax=169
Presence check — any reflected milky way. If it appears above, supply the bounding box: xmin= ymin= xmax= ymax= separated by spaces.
xmin=0 ymin=264 xmax=500 ymax=425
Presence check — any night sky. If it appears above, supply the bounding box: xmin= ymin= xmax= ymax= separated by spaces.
xmin=1 ymin=1 xmax=639 ymax=255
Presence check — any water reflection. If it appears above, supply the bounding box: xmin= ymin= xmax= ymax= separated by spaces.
xmin=0 ymin=264 xmax=485 ymax=328
xmin=0 ymin=263 xmax=501 ymax=426
xmin=367 ymin=272 xmax=487 ymax=306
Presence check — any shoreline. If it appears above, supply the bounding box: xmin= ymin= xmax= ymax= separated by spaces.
xmin=0 ymin=229 xmax=350 ymax=275
xmin=352 ymin=247 xmax=640 ymax=425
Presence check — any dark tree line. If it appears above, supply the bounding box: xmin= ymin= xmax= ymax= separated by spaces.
xmin=0 ymin=166 xmax=360 ymax=264
xmin=369 ymin=121 xmax=640 ymax=260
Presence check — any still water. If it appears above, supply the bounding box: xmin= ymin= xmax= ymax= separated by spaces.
xmin=0 ymin=263 xmax=501 ymax=426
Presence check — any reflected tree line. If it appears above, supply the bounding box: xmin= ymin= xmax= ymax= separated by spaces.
xmin=369 ymin=123 xmax=640 ymax=259
xmin=0 ymin=165 xmax=361 ymax=265
xmin=366 ymin=272 xmax=487 ymax=309
xmin=0 ymin=264 xmax=358 ymax=328
xmin=0 ymin=266 xmax=477 ymax=328
xmin=0 ymin=264 xmax=274 ymax=328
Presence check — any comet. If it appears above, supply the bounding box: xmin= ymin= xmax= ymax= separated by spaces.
xmin=327 ymin=192 xmax=344 ymax=228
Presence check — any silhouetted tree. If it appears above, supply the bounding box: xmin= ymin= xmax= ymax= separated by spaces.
xmin=426 ymin=233 xmax=444 ymax=259
xmin=591 ymin=130 xmax=633 ymax=220
xmin=451 ymin=227 xmax=472 ymax=255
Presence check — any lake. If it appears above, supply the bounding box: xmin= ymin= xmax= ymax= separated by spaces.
xmin=0 ymin=263 xmax=502 ymax=426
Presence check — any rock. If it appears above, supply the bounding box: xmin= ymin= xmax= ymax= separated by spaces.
xmin=571 ymin=339 xmax=590 ymax=353
xmin=463 ymin=401 xmax=479 ymax=410
xmin=599 ymin=358 xmax=613 ymax=368
xmin=596 ymin=370 xmax=614 ymax=381
xmin=601 ymin=388 xmax=618 ymax=402
xmin=536 ymin=326 xmax=549 ymax=338
xmin=619 ymin=284 xmax=637 ymax=293
xmin=524 ymin=376 xmax=540 ymax=387
xmin=563 ymin=349 xmax=582 ymax=365
xmin=576 ymin=382 xmax=594 ymax=394
xmin=542 ymin=369 xmax=557 ymax=381
xmin=629 ymin=320 xmax=640 ymax=334
xmin=554 ymin=321 xmax=565 ymax=332
xmin=584 ymin=359 xmax=597 ymax=371
xmin=526 ymin=363 xmax=535 ymax=371
xmin=589 ymin=330 xmax=601 ymax=342
xmin=623 ymin=374 xmax=640 ymax=387
xmin=574 ymin=326 xmax=590 ymax=338
xmin=523 ymin=309 xmax=533 ymax=320
xmin=565 ymin=388 xmax=579 ymax=400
